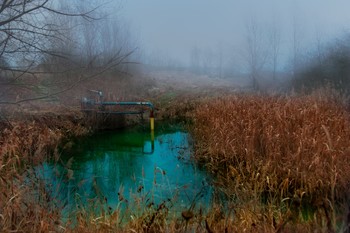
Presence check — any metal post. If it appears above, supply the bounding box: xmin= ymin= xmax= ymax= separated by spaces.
xmin=150 ymin=110 xmax=154 ymax=131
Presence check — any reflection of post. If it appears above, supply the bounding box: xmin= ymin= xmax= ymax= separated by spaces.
xmin=151 ymin=130 xmax=155 ymax=151
xmin=150 ymin=110 xmax=155 ymax=151
xmin=142 ymin=130 xmax=155 ymax=155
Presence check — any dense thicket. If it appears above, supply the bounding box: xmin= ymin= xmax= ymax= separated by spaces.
xmin=293 ymin=35 xmax=350 ymax=95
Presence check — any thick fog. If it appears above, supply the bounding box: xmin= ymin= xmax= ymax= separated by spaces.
xmin=2 ymin=0 xmax=350 ymax=103
xmin=119 ymin=0 xmax=350 ymax=72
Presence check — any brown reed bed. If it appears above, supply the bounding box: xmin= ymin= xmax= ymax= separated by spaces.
xmin=0 ymin=110 xmax=89 ymax=232
xmin=2 ymin=91 xmax=350 ymax=232
xmin=192 ymin=93 xmax=350 ymax=232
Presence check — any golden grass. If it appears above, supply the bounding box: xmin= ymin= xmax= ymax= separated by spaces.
xmin=192 ymin=93 xmax=350 ymax=232
xmin=0 ymin=111 xmax=89 ymax=232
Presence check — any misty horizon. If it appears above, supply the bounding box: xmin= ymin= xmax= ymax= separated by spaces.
xmin=118 ymin=0 xmax=350 ymax=73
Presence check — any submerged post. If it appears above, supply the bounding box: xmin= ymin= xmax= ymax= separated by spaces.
xmin=150 ymin=109 xmax=155 ymax=151
xmin=151 ymin=130 xmax=155 ymax=151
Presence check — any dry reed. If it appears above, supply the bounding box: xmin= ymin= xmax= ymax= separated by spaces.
xmin=0 ymin=111 xmax=89 ymax=232
xmin=192 ymin=93 xmax=350 ymax=232
xmin=3 ymin=92 xmax=350 ymax=232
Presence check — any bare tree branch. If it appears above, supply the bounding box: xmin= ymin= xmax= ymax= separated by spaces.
xmin=0 ymin=0 xmax=49 ymax=27
xmin=0 ymin=51 xmax=133 ymax=105
xmin=0 ymin=0 xmax=137 ymax=106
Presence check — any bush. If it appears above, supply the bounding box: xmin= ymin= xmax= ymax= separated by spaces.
xmin=292 ymin=35 xmax=350 ymax=95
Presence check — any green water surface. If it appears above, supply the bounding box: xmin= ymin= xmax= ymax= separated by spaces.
xmin=38 ymin=123 xmax=212 ymax=218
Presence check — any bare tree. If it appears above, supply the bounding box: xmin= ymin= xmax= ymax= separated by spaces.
xmin=313 ymin=28 xmax=326 ymax=66
xmin=0 ymin=0 xmax=133 ymax=105
xmin=98 ymin=17 xmax=140 ymax=72
xmin=244 ymin=18 xmax=268 ymax=90
xmin=0 ymin=1 xmax=95 ymax=70
xmin=190 ymin=46 xmax=201 ymax=74
xmin=217 ymin=43 xmax=223 ymax=78
xmin=0 ymin=0 xmax=92 ymax=103
xmin=290 ymin=6 xmax=305 ymax=80
xmin=268 ymin=19 xmax=281 ymax=81
xmin=202 ymin=48 xmax=214 ymax=76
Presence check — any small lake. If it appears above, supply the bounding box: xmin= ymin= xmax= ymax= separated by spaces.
xmin=37 ymin=123 xmax=213 ymax=219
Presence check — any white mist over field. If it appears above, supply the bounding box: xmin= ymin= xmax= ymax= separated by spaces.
xmin=2 ymin=0 xmax=350 ymax=103
xmin=120 ymin=0 xmax=350 ymax=72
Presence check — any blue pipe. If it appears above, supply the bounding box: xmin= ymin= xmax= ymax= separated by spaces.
xmin=100 ymin=101 xmax=154 ymax=111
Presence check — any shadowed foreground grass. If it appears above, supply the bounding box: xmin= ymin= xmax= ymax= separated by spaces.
xmin=192 ymin=94 xmax=350 ymax=232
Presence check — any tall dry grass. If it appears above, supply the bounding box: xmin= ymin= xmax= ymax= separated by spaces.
xmin=3 ymin=91 xmax=350 ymax=232
xmin=0 ymin=111 xmax=89 ymax=232
xmin=193 ymin=94 xmax=350 ymax=232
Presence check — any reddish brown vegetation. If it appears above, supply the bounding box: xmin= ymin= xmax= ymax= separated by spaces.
xmin=2 ymin=89 xmax=350 ymax=232
xmin=0 ymin=110 xmax=89 ymax=232
xmin=193 ymin=94 xmax=350 ymax=232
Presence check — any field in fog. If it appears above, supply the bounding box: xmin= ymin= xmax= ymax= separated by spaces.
xmin=1 ymin=0 xmax=350 ymax=232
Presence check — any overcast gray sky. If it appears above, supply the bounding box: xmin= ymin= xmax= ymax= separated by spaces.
xmin=117 ymin=0 xmax=350 ymax=67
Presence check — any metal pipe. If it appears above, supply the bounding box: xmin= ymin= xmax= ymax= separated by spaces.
xmin=88 ymin=90 xmax=103 ymax=97
xmin=100 ymin=101 xmax=155 ymax=131
xmin=81 ymin=110 xmax=145 ymax=115
xmin=101 ymin=101 xmax=154 ymax=111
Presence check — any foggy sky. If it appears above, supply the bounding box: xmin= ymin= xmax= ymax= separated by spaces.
xmin=118 ymin=0 xmax=350 ymax=67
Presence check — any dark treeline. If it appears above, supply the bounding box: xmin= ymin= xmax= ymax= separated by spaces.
xmin=292 ymin=34 xmax=350 ymax=95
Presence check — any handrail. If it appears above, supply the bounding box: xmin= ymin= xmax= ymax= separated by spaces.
xmin=80 ymin=90 xmax=156 ymax=144
xmin=101 ymin=101 xmax=154 ymax=111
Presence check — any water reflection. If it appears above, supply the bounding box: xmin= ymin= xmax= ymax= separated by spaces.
xmin=38 ymin=124 xmax=211 ymax=217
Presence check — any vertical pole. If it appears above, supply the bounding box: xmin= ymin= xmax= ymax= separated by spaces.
xmin=150 ymin=110 xmax=154 ymax=131
xmin=150 ymin=110 xmax=155 ymax=151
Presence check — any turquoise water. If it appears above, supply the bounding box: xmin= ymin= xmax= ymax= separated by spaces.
xmin=37 ymin=123 xmax=212 ymax=218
